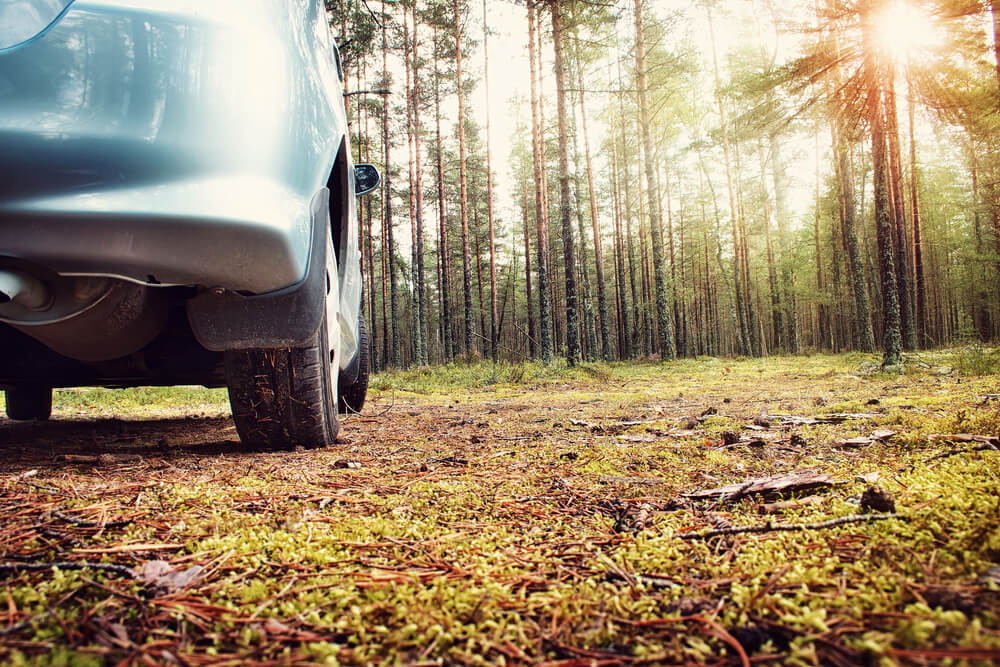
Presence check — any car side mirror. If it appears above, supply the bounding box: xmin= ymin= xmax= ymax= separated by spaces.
xmin=354 ymin=164 xmax=380 ymax=196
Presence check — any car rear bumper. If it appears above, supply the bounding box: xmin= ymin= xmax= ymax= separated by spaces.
xmin=0 ymin=0 xmax=331 ymax=293
xmin=0 ymin=177 xmax=311 ymax=293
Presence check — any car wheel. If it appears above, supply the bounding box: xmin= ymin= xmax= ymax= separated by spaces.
xmin=338 ymin=315 xmax=369 ymax=414
xmin=223 ymin=225 xmax=340 ymax=450
xmin=5 ymin=385 xmax=52 ymax=421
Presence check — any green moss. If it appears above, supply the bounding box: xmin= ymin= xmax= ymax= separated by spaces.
xmin=2 ymin=348 xmax=999 ymax=664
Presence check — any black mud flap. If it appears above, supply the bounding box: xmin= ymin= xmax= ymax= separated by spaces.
xmin=186 ymin=189 xmax=329 ymax=351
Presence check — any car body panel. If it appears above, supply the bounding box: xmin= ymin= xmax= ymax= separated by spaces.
xmin=0 ymin=0 xmax=362 ymax=363
xmin=0 ymin=0 xmax=77 ymax=53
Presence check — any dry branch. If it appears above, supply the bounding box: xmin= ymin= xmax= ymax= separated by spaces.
xmin=683 ymin=469 xmax=842 ymax=502
xmin=677 ymin=513 xmax=903 ymax=540
xmin=0 ymin=561 xmax=136 ymax=578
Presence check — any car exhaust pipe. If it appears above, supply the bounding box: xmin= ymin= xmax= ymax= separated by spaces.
xmin=0 ymin=270 xmax=50 ymax=310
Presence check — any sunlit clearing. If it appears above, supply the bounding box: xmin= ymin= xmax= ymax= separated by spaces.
xmin=873 ymin=0 xmax=942 ymax=63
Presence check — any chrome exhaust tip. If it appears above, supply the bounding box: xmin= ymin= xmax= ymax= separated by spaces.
xmin=0 ymin=270 xmax=50 ymax=310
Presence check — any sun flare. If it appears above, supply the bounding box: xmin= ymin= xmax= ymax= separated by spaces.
xmin=873 ymin=0 xmax=942 ymax=63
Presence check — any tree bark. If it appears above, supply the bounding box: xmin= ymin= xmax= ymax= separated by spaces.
xmin=862 ymin=0 xmax=902 ymax=366
xmin=404 ymin=12 xmax=420 ymax=367
xmin=550 ymin=0 xmax=580 ymax=365
xmin=706 ymin=5 xmax=749 ymax=356
xmin=528 ymin=2 xmax=553 ymax=364
xmin=453 ymin=0 xmax=474 ymax=358
xmin=520 ymin=184 xmax=537 ymax=357
xmin=433 ymin=28 xmax=453 ymax=360
xmin=574 ymin=34 xmax=611 ymax=361
xmin=411 ymin=6 xmax=428 ymax=366
xmin=907 ymin=82 xmax=927 ymax=348
xmin=382 ymin=1 xmax=399 ymax=367
xmin=633 ymin=0 xmax=675 ymax=360
xmin=885 ymin=74 xmax=916 ymax=351
xmin=482 ymin=0 xmax=498 ymax=360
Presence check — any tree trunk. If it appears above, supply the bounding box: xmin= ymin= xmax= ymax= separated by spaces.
xmin=770 ymin=133 xmax=799 ymax=353
xmin=969 ymin=139 xmax=992 ymax=341
xmin=382 ymin=2 xmax=399 ymax=367
xmin=474 ymin=210 xmax=487 ymax=354
xmin=885 ymin=74 xmax=916 ymax=351
xmin=609 ymin=91 xmax=630 ymax=358
xmin=633 ymin=0 xmax=675 ymax=360
xmin=433 ymin=29 xmax=453 ymax=360
xmin=410 ymin=6 xmax=428 ymax=366
xmin=404 ymin=13 xmax=420 ymax=368
xmin=482 ymin=0 xmax=498 ymax=361
xmin=993 ymin=0 xmax=1000 ymax=95
xmin=759 ymin=138 xmax=782 ymax=352
xmin=528 ymin=2 xmax=553 ymax=364
xmin=706 ymin=5 xmax=749 ymax=356
xmin=520 ymin=185 xmax=537 ymax=357
xmin=549 ymin=0 xmax=580 ymax=365
xmin=574 ymin=35 xmax=611 ymax=361
xmin=453 ymin=0 xmax=474 ymax=358
xmin=862 ymin=1 xmax=902 ymax=366
xmin=907 ymin=83 xmax=927 ymax=348
xmin=665 ymin=165 xmax=682 ymax=355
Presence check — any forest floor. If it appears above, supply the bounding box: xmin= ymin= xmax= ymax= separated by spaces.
xmin=0 ymin=348 xmax=999 ymax=665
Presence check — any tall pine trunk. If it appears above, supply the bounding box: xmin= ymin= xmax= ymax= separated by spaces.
xmin=528 ymin=2 xmax=553 ymax=364
xmin=404 ymin=14 xmax=421 ymax=367
xmin=453 ymin=0 xmax=474 ymax=358
xmin=521 ymin=185 xmax=537 ymax=357
xmin=433 ymin=30 xmax=453 ymax=360
xmin=550 ymin=0 xmax=580 ymax=365
xmin=885 ymin=75 xmax=916 ymax=351
xmin=633 ymin=0 xmax=675 ymax=359
xmin=574 ymin=35 xmax=611 ymax=361
xmin=907 ymin=84 xmax=927 ymax=348
xmin=862 ymin=0 xmax=902 ymax=367
xmin=706 ymin=5 xmax=749 ymax=356
xmin=382 ymin=3 xmax=399 ymax=367
xmin=482 ymin=0 xmax=498 ymax=361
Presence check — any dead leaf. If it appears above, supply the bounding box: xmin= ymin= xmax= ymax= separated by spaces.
xmin=138 ymin=560 xmax=204 ymax=593
xmin=870 ymin=429 xmax=896 ymax=441
xmin=834 ymin=436 xmax=873 ymax=449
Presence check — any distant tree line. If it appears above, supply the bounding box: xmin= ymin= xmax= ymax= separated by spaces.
xmin=328 ymin=0 xmax=1000 ymax=369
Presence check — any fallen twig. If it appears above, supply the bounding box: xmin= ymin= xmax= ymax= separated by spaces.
xmin=52 ymin=510 xmax=133 ymax=529
xmin=683 ymin=469 xmax=842 ymax=502
xmin=925 ymin=443 xmax=999 ymax=463
xmin=927 ymin=433 xmax=999 ymax=448
xmin=0 ymin=561 xmax=136 ymax=578
xmin=677 ymin=513 xmax=903 ymax=540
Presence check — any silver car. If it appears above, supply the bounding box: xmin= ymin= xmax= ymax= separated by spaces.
xmin=0 ymin=0 xmax=375 ymax=448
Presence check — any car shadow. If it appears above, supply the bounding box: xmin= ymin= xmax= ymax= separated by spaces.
xmin=0 ymin=415 xmax=267 ymax=467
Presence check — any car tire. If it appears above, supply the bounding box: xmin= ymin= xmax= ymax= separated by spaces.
xmin=5 ymin=385 xmax=52 ymax=421
xmin=338 ymin=316 xmax=369 ymax=414
xmin=223 ymin=224 xmax=340 ymax=450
